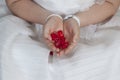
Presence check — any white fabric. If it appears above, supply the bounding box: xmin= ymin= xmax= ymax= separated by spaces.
xmin=0 ymin=0 xmax=120 ymax=80
xmin=34 ymin=0 xmax=105 ymax=15
xmin=0 ymin=15 xmax=51 ymax=80
xmin=0 ymin=0 xmax=11 ymax=18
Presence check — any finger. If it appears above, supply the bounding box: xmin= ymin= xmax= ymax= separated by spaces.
xmin=59 ymin=50 xmax=65 ymax=56
xmin=73 ymin=33 xmax=80 ymax=43
xmin=43 ymin=26 xmax=52 ymax=41
xmin=45 ymin=39 xmax=57 ymax=52
xmin=64 ymin=42 xmax=77 ymax=54
xmin=46 ymin=39 xmax=60 ymax=53
xmin=73 ymin=27 xmax=80 ymax=43
xmin=56 ymin=51 xmax=61 ymax=57
xmin=44 ymin=32 xmax=52 ymax=41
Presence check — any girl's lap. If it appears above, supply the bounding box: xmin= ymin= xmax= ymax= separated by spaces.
xmin=1 ymin=15 xmax=120 ymax=80
xmin=0 ymin=15 xmax=51 ymax=80
xmin=55 ymin=27 xmax=120 ymax=80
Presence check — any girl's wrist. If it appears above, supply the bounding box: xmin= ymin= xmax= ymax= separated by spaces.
xmin=39 ymin=11 xmax=53 ymax=25
xmin=64 ymin=15 xmax=81 ymax=27
xmin=45 ymin=14 xmax=63 ymax=23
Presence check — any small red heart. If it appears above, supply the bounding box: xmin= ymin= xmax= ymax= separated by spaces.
xmin=54 ymin=40 xmax=61 ymax=48
xmin=50 ymin=30 xmax=69 ymax=55
xmin=51 ymin=32 xmax=57 ymax=41
xmin=57 ymin=30 xmax=64 ymax=37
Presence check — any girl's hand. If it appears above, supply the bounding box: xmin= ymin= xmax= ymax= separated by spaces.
xmin=43 ymin=16 xmax=63 ymax=52
xmin=60 ymin=18 xmax=80 ymax=55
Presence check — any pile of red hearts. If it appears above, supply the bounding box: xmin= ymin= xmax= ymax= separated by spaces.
xmin=51 ymin=30 xmax=69 ymax=50
xmin=49 ymin=30 xmax=69 ymax=55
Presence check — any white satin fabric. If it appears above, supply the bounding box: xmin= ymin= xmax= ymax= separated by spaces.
xmin=34 ymin=0 xmax=105 ymax=15
xmin=1 ymin=0 xmax=120 ymax=80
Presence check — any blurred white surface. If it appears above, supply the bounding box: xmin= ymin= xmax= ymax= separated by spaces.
xmin=0 ymin=0 xmax=11 ymax=18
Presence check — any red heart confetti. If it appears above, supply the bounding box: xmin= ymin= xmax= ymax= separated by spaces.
xmin=50 ymin=30 xmax=69 ymax=56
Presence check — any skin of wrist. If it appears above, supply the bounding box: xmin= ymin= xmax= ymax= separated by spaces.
xmin=46 ymin=15 xmax=63 ymax=24
xmin=66 ymin=18 xmax=79 ymax=26
xmin=51 ymin=16 xmax=62 ymax=20
xmin=42 ymin=12 xmax=53 ymax=25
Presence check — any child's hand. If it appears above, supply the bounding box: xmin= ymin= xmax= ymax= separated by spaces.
xmin=60 ymin=18 xmax=80 ymax=55
xmin=43 ymin=16 xmax=63 ymax=52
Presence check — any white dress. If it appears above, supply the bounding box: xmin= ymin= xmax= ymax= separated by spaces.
xmin=1 ymin=0 xmax=120 ymax=80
